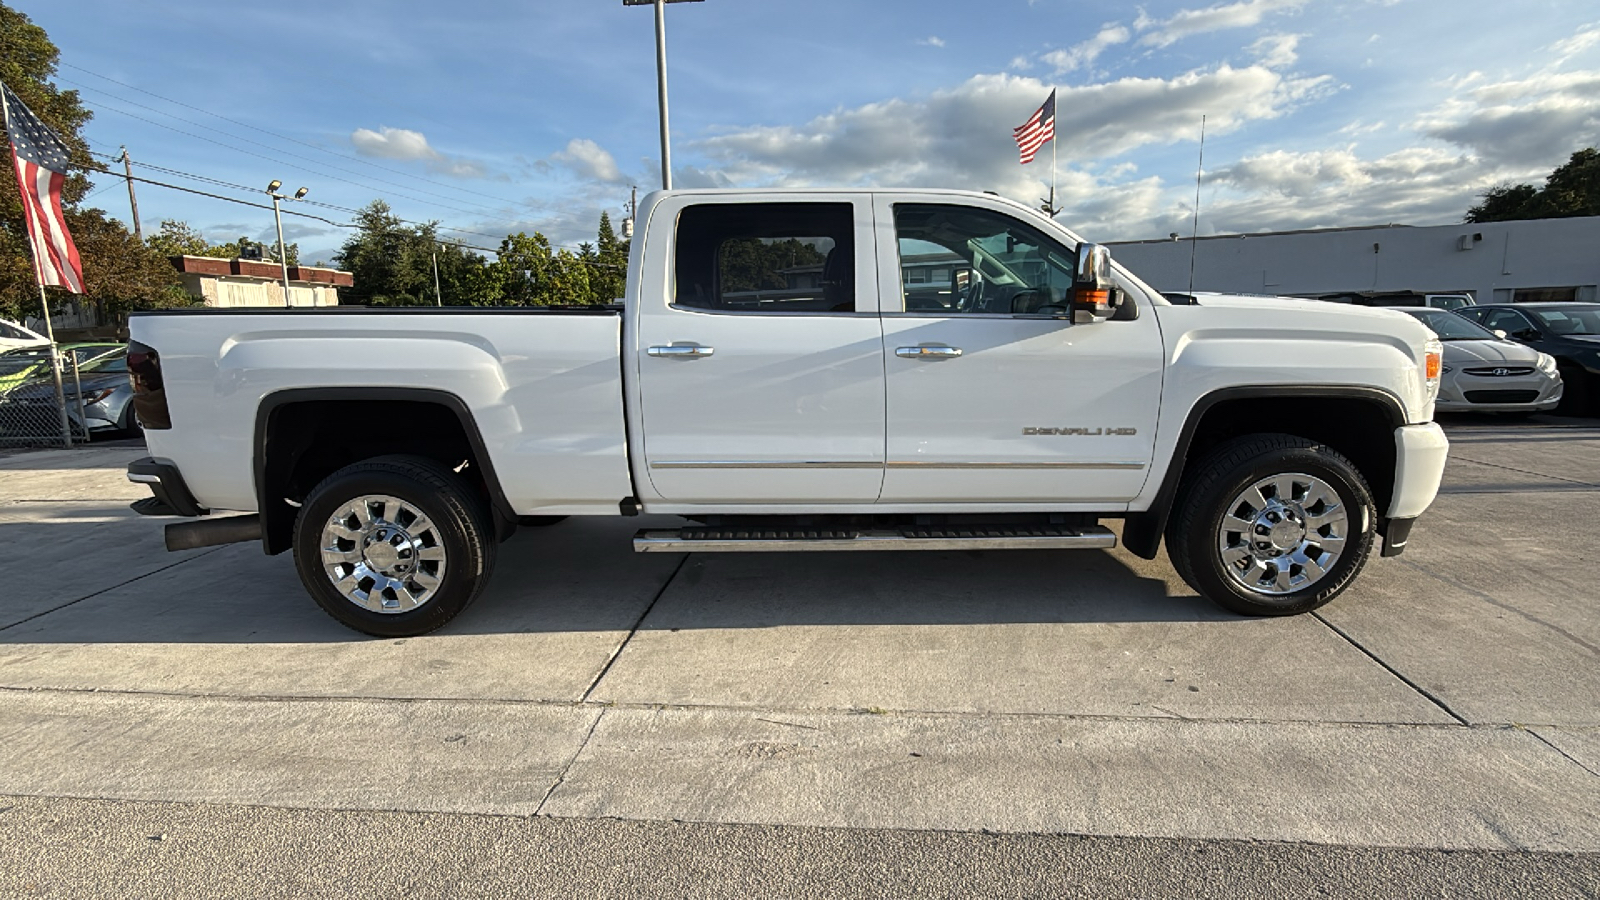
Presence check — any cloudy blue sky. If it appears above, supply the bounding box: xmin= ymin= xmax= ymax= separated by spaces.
xmin=31 ymin=0 xmax=1600 ymax=264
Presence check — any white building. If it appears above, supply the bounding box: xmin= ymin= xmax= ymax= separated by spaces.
xmin=1107 ymin=215 xmax=1600 ymax=304
xmin=170 ymin=256 xmax=351 ymax=308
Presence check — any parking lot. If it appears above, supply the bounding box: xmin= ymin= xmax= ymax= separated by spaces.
xmin=1 ymin=417 xmax=1598 ymax=894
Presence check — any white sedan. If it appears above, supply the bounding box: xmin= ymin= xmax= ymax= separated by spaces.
xmin=1400 ymin=308 xmax=1562 ymax=414
xmin=0 ymin=319 xmax=50 ymax=355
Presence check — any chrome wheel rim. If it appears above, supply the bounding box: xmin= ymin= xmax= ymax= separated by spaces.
xmin=320 ymin=495 xmax=446 ymax=614
xmin=1217 ymin=472 xmax=1348 ymax=596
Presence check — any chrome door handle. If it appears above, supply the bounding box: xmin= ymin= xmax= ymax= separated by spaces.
xmin=648 ymin=344 xmax=714 ymax=359
xmin=895 ymin=345 xmax=963 ymax=359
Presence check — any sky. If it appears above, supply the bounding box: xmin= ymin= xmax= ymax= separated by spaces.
xmin=26 ymin=0 xmax=1600 ymax=266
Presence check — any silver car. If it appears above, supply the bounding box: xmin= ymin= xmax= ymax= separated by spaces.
xmin=1399 ymin=308 xmax=1562 ymax=413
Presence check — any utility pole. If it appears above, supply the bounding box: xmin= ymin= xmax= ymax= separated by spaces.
xmin=624 ymin=185 xmax=638 ymax=238
xmin=120 ymin=147 xmax=142 ymax=241
xmin=432 ymin=245 xmax=443 ymax=306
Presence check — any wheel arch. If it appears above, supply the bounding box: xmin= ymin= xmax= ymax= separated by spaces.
xmin=254 ymin=387 xmax=516 ymax=555
xmin=1122 ymin=385 xmax=1406 ymax=560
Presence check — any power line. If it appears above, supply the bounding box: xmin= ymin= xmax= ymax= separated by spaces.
xmin=60 ymin=62 xmax=542 ymax=211
xmin=76 ymin=89 xmax=510 ymax=219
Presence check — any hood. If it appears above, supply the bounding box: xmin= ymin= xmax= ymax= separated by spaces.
xmin=1175 ymin=292 xmax=1421 ymax=326
xmin=1565 ymin=334 xmax=1600 ymax=345
xmin=1440 ymin=339 xmax=1540 ymax=365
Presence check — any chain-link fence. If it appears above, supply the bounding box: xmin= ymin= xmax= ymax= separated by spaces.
xmin=0 ymin=344 xmax=130 ymax=448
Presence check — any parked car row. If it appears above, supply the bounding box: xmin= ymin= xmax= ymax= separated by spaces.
xmin=0 ymin=341 xmax=138 ymax=439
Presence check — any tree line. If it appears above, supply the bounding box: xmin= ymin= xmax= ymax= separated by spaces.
xmin=1466 ymin=148 xmax=1600 ymax=223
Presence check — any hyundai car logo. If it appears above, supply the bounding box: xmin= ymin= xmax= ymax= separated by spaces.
xmin=1492 ymin=367 xmax=1509 ymax=376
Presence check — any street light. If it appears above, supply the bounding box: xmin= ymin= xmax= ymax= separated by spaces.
xmin=623 ymin=0 xmax=702 ymax=190
xmin=265 ymin=180 xmax=308 ymax=305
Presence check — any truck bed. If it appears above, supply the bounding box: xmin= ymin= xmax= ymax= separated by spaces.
xmin=130 ymin=308 xmax=632 ymax=516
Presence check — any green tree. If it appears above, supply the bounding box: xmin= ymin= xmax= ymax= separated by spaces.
xmin=1466 ymin=148 xmax=1600 ymax=222
xmin=590 ymin=210 xmax=628 ymax=304
xmin=333 ymin=201 xmax=436 ymax=305
xmin=1 ymin=5 xmax=186 ymax=321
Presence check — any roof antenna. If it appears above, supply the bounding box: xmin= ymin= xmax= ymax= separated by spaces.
xmin=1187 ymin=114 xmax=1206 ymax=296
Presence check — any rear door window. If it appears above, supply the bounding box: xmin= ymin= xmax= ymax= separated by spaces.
xmin=673 ymin=203 xmax=856 ymax=313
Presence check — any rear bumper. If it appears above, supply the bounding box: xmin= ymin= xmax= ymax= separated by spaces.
xmin=1388 ymin=423 xmax=1449 ymax=520
xmin=127 ymin=456 xmax=208 ymax=517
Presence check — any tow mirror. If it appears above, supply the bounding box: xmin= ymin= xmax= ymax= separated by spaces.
xmin=1070 ymin=243 xmax=1121 ymax=324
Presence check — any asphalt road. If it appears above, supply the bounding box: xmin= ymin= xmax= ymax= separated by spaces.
xmin=0 ymin=415 xmax=1597 ymax=896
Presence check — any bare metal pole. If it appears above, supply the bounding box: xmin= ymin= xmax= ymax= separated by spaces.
xmin=37 ymin=283 xmax=72 ymax=448
xmin=271 ymin=192 xmax=292 ymax=305
xmin=654 ymin=0 xmax=672 ymax=190
xmin=432 ymin=246 xmax=443 ymax=306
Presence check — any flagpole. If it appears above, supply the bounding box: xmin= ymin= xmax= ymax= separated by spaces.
xmin=1050 ymin=118 xmax=1058 ymax=218
xmin=0 ymin=85 xmax=71 ymax=448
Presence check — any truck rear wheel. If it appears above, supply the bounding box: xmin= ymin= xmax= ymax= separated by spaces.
xmin=293 ymin=455 xmax=496 ymax=637
xmin=1166 ymin=435 xmax=1375 ymax=616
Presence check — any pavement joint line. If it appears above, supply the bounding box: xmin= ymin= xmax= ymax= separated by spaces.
xmin=578 ymin=553 xmax=690 ymax=704
xmin=0 ymin=545 xmax=228 ymax=635
xmin=1395 ymin=557 xmax=1600 ymax=658
xmin=1310 ymin=612 xmax=1469 ymax=726
xmin=533 ymin=706 xmax=608 ymax=817
xmin=19 ymin=791 xmax=1600 ymax=857
xmin=1523 ymin=728 xmax=1600 ymax=780
xmin=0 ymin=683 xmax=1537 ymax=731
xmin=1447 ymin=453 xmax=1600 ymax=488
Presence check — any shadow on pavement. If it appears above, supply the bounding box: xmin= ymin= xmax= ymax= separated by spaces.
xmin=0 ymin=514 xmax=1216 ymax=645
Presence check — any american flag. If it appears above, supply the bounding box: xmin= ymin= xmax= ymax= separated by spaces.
xmin=1012 ymin=89 xmax=1056 ymax=165
xmin=2 ymin=82 xmax=84 ymax=294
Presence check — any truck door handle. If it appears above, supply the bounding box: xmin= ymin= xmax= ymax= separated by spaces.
xmin=648 ymin=344 xmax=714 ymax=359
xmin=895 ymin=345 xmax=963 ymax=359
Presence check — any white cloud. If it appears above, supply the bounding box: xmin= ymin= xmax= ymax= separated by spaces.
xmin=1136 ymin=0 xmax=1307 ymax=49
xmin=349 ymin=126 xmax=487 ymax=178
xmin=351 ymin=126 xmax=437 ymax=160
xmin=551 ymin=138 xmax=628 ymax=184
xmin=916 ymin=36 xmax=946 ymax=48
xmin=1248 ymin=33 xmax=1301 ymax=69
xmin=1042 ymin=25 xmax=1131 ymax=74
xmin=1417 ymin=68 xmax=1600 ymax=167
xmin=1551 ymin=25 xmax=1600 ymax=61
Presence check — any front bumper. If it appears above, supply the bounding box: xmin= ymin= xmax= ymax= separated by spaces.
xmin=1436 ymin=368 xmax=1563 ymax=412
xmin=1389 ymin=423 xmax=1449 ymax=521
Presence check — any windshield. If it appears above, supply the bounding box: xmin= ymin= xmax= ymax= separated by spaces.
xmin=1400 ymin=309 xmax=1497 ymax=341
xmin=1530 ymin=307 xmax=1600 ymax=335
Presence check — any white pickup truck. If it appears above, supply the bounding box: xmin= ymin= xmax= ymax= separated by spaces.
xmin=125 ymin=189 xmax=1450 ymax=637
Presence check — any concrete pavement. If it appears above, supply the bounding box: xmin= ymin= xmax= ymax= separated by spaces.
xmin=1 ymin=417 xmax=1598 ymax=890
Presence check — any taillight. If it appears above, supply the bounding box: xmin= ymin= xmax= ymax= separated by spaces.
xmin=126 ymin=339 xmax=171 ymax=429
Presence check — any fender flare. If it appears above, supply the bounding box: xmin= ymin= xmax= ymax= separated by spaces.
xmin=253 ymin=386 xmax=517 ymax=555
xmin=1121 ymin=384 xmax=1407 ymax=560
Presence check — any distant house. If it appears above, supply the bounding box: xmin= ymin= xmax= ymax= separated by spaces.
xmin=169 ymin=256 xmax=353 ymax=308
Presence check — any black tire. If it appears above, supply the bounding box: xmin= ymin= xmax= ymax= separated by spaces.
xmin=293 ymin=455 xmax=496 ymax=637
xmin=1166 ymin=434 xmax=1376 ymax=617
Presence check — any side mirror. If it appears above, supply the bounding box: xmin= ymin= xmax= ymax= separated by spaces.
xmin=1070 ymin=243 xmax=1120 ymax=324
xmin=1493 ymin=329 xmax=1508 ymax=340
xmin=1513 ymin=329 xmax=1540 ymax=341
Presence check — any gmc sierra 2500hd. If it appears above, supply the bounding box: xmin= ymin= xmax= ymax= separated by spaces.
xmin=124 ymin=189 xmax=1449 ymax=637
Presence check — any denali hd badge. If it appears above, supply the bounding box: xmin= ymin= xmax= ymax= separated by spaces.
xmin=1023 ymin=427 xmax=1138 ymax=435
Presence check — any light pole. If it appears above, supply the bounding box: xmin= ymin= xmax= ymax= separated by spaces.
xmin=266 ymin=180 xmax=308 ymax=305
xmin=623 ymin=0 xmax=702 ymax=190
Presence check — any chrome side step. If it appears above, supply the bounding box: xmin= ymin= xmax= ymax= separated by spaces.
xmin=632 ymin=524 xmax=1116 ymax=553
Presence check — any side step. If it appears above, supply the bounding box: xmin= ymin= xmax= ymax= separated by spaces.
xmin=632 ymin=524 xmax=1116 ymax=553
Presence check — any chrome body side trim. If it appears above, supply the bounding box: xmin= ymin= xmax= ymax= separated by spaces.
xmin=886 ymin=460 xmax=1147 ymax=470
xmin=649 ymin=460 xmax=882 ymax=470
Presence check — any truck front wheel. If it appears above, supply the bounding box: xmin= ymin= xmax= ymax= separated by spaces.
xmin=1166 ymin=435 xmax=1376 ymax=616
xmin=293 ymin=455 xmax=496 ymax=637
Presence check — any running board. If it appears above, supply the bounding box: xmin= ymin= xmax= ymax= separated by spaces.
xmin=632 ymin=524 xmax=1116 ymax=553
